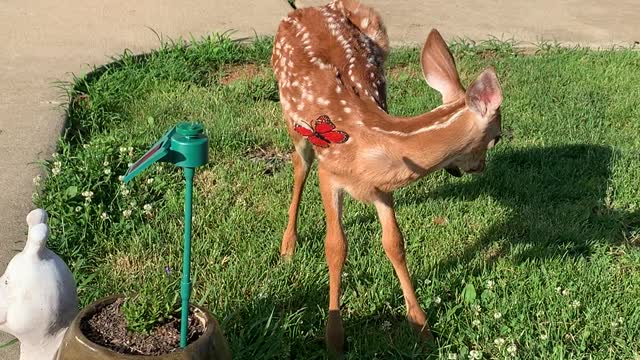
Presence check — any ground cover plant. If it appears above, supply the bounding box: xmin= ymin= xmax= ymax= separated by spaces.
xmin=35 ymin=34 xmax=640 ymax=359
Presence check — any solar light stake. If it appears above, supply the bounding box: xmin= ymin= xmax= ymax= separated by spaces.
xmin=123 ymin=122 xmax=209 ymax=348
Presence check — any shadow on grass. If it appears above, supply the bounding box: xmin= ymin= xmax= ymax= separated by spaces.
xmin=398 ymin=144 xmax=638 ymax=274
xmin=222 ymin=144 xmax=640 ymax=359
xmin=33 ymin=143 xmax=627 ymax=358
xmin=222 ymin=280 xmax=433 ymax=360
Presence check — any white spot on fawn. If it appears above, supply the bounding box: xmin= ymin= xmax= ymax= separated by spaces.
xmin=317 ymin=97 xmax=330 ymax=106
xmin=343 ymin=107 xmax=352 ymax=114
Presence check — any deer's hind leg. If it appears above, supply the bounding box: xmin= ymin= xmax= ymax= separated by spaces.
xmin=281 ymin=140 xmax=315 ymax=259
xmin=318 ymin=168 xmax=347 ymax=355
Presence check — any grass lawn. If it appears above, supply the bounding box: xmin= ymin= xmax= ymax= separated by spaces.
xmin=36 ymin=35 xmax=640 ymax=359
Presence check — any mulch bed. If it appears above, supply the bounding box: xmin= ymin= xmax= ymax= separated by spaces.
xmin=80 ymin=298 xmax=205 ymax=356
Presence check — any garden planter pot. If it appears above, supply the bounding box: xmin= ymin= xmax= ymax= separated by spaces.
xmin=56 ymin=296 xmax=231 ymax=360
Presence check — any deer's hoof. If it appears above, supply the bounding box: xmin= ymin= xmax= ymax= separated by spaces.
xmin=411 ymin=321 xmax=434 ymax=341
xmin=280 ymin=253 xmax=294 ymax=262
xmin=325 ymin=310 xmax=344 ymax=357
xmin=407 ymin=308 xmax=433 ymax=340
xmin=280 ymin=233 xmax=297 ymax=260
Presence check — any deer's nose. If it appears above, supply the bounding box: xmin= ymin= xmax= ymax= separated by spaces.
xmin=468 ymin=162 xmax=486 ymax=173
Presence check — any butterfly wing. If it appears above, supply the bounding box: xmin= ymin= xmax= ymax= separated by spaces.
xmin=307 ymin=135 xmax=330 ymax=148
xmin=321 ymin=130 xmax=349 ymax=144
xmin=297 ymin=116 xmax=348 ymax=147
xmin=314 ymin=115 xmax=336 ymax=134
xmin=294 ymin=124 xmax=314 ymax=137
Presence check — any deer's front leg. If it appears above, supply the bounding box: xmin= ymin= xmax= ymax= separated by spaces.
xmin=319 ymin=168 xmax=347 ymax=355
xmin=281 ymin=141 xmax=314 ymax=258
xmin=373 ymin=193 xmax=432 ymax=339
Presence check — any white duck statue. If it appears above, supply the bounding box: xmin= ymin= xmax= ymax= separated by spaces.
xmin=0 ymin=209 xmax=79 ymax=360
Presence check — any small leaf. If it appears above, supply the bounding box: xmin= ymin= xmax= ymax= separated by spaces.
xmin=77 ymin=273 xmax=96 ymax=289
xmin=481 ymin=289 xmax=495 ymax=305
xmin=65 ymin=186 xmax=78 ymax=198
xmin=500 ymin=325 xmax=511 ymax=335
xmin=147 ymin=116 xmax=155 ymax=126
xmin=462 ymin=283 xmax=477 ymax=304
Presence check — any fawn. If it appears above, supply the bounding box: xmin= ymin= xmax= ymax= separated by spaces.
xmin=271 ymin=0 xmax=503 ymax=354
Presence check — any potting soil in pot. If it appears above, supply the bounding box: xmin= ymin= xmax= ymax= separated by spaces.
xmin=80 ymin=298 xmax=205 ymax=355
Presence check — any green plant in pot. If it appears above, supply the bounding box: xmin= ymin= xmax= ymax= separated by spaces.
xmin=120 ymin=272 xmax=181 ymax=337
xmin=57 ymin=122 xmax=231 ymax=359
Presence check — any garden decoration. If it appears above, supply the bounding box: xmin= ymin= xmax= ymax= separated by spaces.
xmin=122 ymin=122 xmax=209 ymax=348
xmin=0 ymin=208 xmax=79 ymax=360
xmin=57 ymin=122 xmax=231 ymax=359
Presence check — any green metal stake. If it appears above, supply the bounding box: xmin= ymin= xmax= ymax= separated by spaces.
xmin=180 ymin=166 xmax=194 ymax=347
xmin=123 ymin=122 xmax=209 ymax=348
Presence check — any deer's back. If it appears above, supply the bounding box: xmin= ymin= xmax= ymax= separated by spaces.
xmin=272 ymin=1 xmax=389 ymax=130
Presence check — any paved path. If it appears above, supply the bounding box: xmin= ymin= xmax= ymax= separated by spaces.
xmin=0 ymin=0 xmax=637 ymax=358
xmin=298 ymin=0 xmax=639 ymax=47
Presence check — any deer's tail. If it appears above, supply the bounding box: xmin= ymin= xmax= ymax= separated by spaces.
xmin=334 ymin=0 xmax=389 ymax=58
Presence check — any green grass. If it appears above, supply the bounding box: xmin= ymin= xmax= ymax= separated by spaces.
xmin=35 ymin=35 xmax=640 ymax=359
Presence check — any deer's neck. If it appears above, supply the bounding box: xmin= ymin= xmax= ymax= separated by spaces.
xmin=358 ymin=100 xmax=473 ymax=191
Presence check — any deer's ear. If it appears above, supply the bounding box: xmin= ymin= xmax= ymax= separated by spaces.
xmin=466 ymin=67 xmax=502 ymax=117
xmin=421 ymin=29 xmax=465 ymax=103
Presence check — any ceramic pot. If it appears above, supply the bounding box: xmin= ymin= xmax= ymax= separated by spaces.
xmin=56 ymin=296 xmax=231 ymax=360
